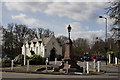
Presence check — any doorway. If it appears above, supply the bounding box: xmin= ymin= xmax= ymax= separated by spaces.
xmin=50 ymin=48 xmax=56 ymax=61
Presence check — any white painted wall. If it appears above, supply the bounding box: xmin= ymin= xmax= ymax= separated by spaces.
xmin=22 ymin=35 xmax=62 ymax=58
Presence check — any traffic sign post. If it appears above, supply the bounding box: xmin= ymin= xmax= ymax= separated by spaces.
xmin=83 ymin=53 xmax=87 ymax=61
xmin=86 ymin=62 xmax=89 ymax=74
xmin=83 ymin=53 xmax=87 ymax=73
xmin=93 ymin=59 xmax=96 ymax=69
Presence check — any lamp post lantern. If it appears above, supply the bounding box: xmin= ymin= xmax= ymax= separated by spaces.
xmin=67 ymin=25 xmax=71 ymax=39
xmin=99 ymin=16 xmax=108 ymax=65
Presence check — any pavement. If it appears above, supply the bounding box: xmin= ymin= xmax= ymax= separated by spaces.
xmin=1 ymin=61 xmax=120 ymax=80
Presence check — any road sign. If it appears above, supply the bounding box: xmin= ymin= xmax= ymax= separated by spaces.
xmin=83 ymin=53 xmax=87 ymax=61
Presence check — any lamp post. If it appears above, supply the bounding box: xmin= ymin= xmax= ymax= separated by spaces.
xmin=99 ymin=16 xmax=108 ymax=65
xmin=64 ymin=25 xmax=72 ymax=60
xmin=99 ymin=16 xmax=107 ymax=39
xmin=59 ymin=24 xmax=81 ymax=71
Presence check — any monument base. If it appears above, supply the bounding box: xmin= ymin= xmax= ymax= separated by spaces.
xmin=59 ymin=59 xmax=83 ymax=72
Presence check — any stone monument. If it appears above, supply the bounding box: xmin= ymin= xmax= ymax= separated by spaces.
xmin=59 ymin=25 xmax=82 ymax=72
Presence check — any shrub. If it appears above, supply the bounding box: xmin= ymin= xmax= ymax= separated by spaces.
xmin=107 ymin=51 xmax=114 ymax=58
xmin=2 ymin=58 xmax=11 ymax=63
xmin=2 ymin=58 xmax=11 ymax=67
xmin=14 ymin=54 xmax=29 ymax=64
xmin=28 ymin=54 xmax=45 ymax=65
xmin=114 ymin=51 xmax=120 ymax=59
xmin=107 ymin=51 xmax=120 ymax=59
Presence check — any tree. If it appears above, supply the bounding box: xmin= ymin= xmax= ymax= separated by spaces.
xmin=2 ymin=23 xmax=15 ymax=59
xmin=0 ymin=25 xmax=2 ymax=46
xmin=33 ymin=28 xmax=54 ymax=39
xmin=107 ymin=1 xmax=120 ymax=50
xmin=43 ymin=29 xmax=53 ymax=38
xmin=2 ymin=23 xmax=54 ymax=59
xmin=56 ymin=35 xmax=68 ymax=56
xmin=107 ymin=38 xmax=117 ymax=51
xmin=14 ymin=24 xmax=33 ymax=56
xmin=72 ymin=38 xmax=90 ymax=58
xmin=37 ymin=28 xmax=44 ymax=38
xmin=90 ymin=38 xmax=105 ymax=56
xmin=107 ymin=1 xmax=120 ymax=25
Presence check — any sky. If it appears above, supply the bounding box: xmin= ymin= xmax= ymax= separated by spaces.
xmin=1 ymin=0 xmax=116 ymax=42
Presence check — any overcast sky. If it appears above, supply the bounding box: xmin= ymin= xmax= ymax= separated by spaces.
xmin=1 ymin=0 xmax=115 ymax=42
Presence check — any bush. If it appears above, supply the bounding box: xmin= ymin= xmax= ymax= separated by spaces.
xmin=28 ymin=54 xmax=45 ymax=65
xmin=107 ymin=51 xmax=114 ymax=58
xmin=114 ymin=51 xmax=120 ymax=59
xmin=14 ymin=54 xmax=29 ymax=64
xmin=2 ymin=58 xmax=11 ymax=67
xmin=2 ymin=58 xmax=11 ymax=63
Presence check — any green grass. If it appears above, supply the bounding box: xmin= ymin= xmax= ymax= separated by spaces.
xmin=2 ymin=64 xmax=53 ymax=73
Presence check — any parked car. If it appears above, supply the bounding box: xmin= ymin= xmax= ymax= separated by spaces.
xmin=96 ymin=56 xmax=106 ymax=61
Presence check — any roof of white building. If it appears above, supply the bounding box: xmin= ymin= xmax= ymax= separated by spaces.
xmin=29 ymin=35 xmax=54 ymax=46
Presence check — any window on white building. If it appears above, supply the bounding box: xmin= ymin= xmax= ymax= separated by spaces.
xmin=36 ymin=47 xmax=38 ymax=54
xmin=31 ymin=47 xmax=32 ymax=50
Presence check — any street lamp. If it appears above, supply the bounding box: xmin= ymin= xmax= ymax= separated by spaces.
xmin=67 ymin=25 xmax=71 ymax=39
xmin=60 ymin=24 xmax=81 ymax=71
xmin=99 ymin=16 xmax=107 ymax=39
xmin=99 ymin=16 xmax=108 ymax=65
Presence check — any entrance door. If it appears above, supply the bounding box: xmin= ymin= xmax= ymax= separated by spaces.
xmin=50 ymin=48 xmax=56 ymax=61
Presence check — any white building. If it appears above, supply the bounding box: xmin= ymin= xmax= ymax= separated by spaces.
xmin=22 ymin=35 xmax=62 ymax=60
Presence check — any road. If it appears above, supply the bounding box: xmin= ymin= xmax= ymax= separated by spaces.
xmin=1 ymin=72 xmax=119 ymax=80
xmin=1 ymin=61 xmax=120 ymax=80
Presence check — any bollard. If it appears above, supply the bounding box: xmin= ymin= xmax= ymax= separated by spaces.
xmin=11 ymin=60 xmax=14 ymax=70
xmin=46 ymin=58 xmax=48 ymax=63
xmin=83 ymin=61 xmax=86 ymax=73
xmin=46 ymin=58 xmax=48 ymax=72
xmin=24 ymin=55 xmax=26 ymax=65
xmin=0 ymin=58 xmax=1 ymax=63
xmin=46 ymin=61 xmax=47 ymax=72
xmin=27 ymin=60 xmax=29 ymax=72
xmin=55 ymin=58 xmax=57 ymax=65
xmin=0 ymin=58 xmax=1 ymax=68
xmin=93 ymin=59 xmax=96 ymax=69
xmin=66 ymin=61 xmax=68 ymax=73
xmin=24 ymin=48 xmax=26 ymax=65
xmin=97 ymin=61 xmax=101 ymax=72
xmin=109 ymin=54 xmax=111 ymax=64
xmin=115 ymin=57 xmax=118 ymax=64
xmin=0 ymin=58 xmax=1 ymax=64
xmin=86 ymin=62 xmax=89 ymax=74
